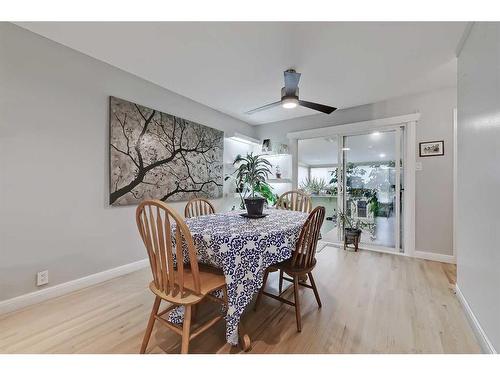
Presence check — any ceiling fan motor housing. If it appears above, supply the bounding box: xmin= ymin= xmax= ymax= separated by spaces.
xmin=281 ymin=86 xmax=299 ymax=100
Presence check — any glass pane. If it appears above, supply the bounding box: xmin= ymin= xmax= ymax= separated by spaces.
xmin=399 ymin=126 xmax=405 ymax=252
xmin=343 ymin=131 xmax=397 ymax=250
xmin=298 ymin=137 xmax=339 ymax=242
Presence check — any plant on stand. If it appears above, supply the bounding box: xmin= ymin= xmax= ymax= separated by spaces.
xmin=330 ymin=163 xmax=380 ymax=240
xmin=338 ymin=210 xmax=364 ymax=251
xmin=227 ymin=153 xmax=276 ymax=215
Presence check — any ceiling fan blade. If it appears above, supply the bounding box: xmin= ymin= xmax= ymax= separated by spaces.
xmin=245 ymin=101 xmax=282 ymax=115
xmin=284 ymin=70 xmax=301 ymax=95
xmin=298 ymin=100 xmax=337 ymax=114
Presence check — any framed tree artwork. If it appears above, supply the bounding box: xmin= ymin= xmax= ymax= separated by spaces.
xmin=109 ymin=96 xmax=224 ymax=206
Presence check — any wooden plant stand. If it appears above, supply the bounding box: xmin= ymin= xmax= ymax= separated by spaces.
xmin=344 ymin=229 xmax=361 ymax=252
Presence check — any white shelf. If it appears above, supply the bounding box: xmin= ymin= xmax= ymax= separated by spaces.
xmin=260 ymin=153 xmax=291 ymax=158
xmin=267 ymin=178 xmax=292 ymax=183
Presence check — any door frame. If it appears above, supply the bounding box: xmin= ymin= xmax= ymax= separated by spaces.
xmin=288 ymin=114 xmax=419 ymax=256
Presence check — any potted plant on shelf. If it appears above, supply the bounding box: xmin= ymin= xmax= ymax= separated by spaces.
xmin=299 ymin=177 xmax=329 ymax=195
xmin=231 ymin=153 xmax=275 ymax=216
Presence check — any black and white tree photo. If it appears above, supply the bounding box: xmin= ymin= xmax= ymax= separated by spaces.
xmin=109 ymin=97 xmax=224 ymax=206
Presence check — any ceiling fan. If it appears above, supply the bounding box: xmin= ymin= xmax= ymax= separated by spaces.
xmin=245 ymin=69 xmax=337 ymax=115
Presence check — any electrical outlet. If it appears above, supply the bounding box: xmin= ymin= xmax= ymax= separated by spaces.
xmin=37 ymin=270 xmax=49 ymax=286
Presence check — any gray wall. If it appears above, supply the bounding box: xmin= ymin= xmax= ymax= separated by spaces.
xmin=0 ymin=23 xmax=256 ymax=301
xmin=256 ymin=87 xmax=456 ymax=256
xmin=457 ymin=22 xmax=500 ymax=352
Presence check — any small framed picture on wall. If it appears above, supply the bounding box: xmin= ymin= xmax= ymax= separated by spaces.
xmin=262 ymin=139 xmax=272 ymax=153
xmin=419 ymin=140 xmax=444 ymax=157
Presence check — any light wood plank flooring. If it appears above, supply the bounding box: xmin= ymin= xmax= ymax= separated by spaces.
xmin=0 ymin=246 xmax=480 ymax=354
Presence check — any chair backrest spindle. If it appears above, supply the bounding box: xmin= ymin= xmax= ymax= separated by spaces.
xmin=291 ymin=206 xmax=325 ymax=269
xmin=184 ymin=197 xmax=216 ymax=218
xmin=136 ymin=200 xmax=201 ymax=298
xmin=276 ymin=190 xmax=312 ymax=213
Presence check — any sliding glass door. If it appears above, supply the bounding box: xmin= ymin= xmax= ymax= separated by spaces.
xmin=297 ymin=127 xmax=405 ymax=253
xmin=341 ymin=129 xmax=403 ymax=252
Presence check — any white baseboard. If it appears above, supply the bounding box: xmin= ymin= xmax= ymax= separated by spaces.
xmin=455 ymin=284 xmax=497 ymax=354
xmin=320 ymin=242 xmax=456 ymax=264
xmin=413 ymin=250 xmax=456 ymax=264
xmin=0 ymin=258 xmax=149 ymax=315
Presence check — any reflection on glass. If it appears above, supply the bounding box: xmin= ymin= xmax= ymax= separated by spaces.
xmin=297 ymin=137 xmax=339 ymax=241
xmin=343 ymin=131 xmax=397 ymax=249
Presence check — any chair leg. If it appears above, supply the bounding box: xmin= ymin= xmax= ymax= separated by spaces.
xmin=308 ymin=272 xmax=322 ymax=308
xmin=140 ymin=296 xmax=161 ymax=354
xmin=278 ymin=270 xmax=284 ymax=294
xmin=254 ymin=269 xmax=270 ymax=311
xmin=181 ymin=305 xmax=192 ymax=354
xmin=293 ymin=275 xmax=302 ymax=332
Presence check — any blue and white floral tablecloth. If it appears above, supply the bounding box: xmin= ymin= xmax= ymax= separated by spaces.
xmin=170 ymin=208 xmax=308 ymax=345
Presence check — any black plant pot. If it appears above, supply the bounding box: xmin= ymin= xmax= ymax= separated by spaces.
xmin=244 ymin=197 xmax=266 ymax=216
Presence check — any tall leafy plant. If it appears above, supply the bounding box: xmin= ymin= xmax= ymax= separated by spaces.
xmin=226 ymin=153 xmax=277 ymax=207
xmin=233 ymin=153 xmax=272 ymax=197
xmin=253 ymin=183 xmax=278 ymax=205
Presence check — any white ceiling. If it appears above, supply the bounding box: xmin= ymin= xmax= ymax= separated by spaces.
xmin=16 ymin=22 xmax=466 ymax=125
xmin=299 ymin=131 xmax=396 ymax=166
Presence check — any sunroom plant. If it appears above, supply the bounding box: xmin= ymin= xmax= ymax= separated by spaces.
xmin=338 ymin=209 xmax=363 ymax=248
xmin=299 ymin=177 xmax=329 ymax=195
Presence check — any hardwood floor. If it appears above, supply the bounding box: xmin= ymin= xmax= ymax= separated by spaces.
xmin=0 ymin=246 xmax=480 ymax=354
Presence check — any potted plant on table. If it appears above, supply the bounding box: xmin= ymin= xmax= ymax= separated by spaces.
xmin=230 ymin=153 xmax=275 ymax=216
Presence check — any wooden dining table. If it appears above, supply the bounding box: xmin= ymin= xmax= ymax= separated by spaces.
xmin=168 ymin=208 xmax=308 ymax=348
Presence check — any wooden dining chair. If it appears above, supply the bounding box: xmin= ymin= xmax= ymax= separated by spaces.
xmin=276 ymin=190 xmax=312 ymax=213
xmin=184 ymin=197 xmax=216 ymax=218
xmin=254 ymin=206 xmax=325 ymax=332
xmin=136 ymin=199 xmax=227 ymax=354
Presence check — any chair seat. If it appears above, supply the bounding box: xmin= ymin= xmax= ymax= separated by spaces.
xmin=149 ymin=267 xmax=226 ymax=305
xmin=275 ymin=257 xmax=317 ymax=275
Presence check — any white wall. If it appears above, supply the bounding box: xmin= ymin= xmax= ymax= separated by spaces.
xmin=0 ymin=23 xmax=256 ymax=301
xmin=298 ymin=165 xmax=309 ymax=187
xmin=456 ymin=22 xmax=500 ymax=352
xmin=256 ymin=87 xmax=456 ymax=256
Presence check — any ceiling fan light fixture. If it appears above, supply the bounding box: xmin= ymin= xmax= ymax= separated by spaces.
xmin=245 ymin=70 xmax=336 ymax=115
xmin=282 ymin=97 xmax=298 ymax=109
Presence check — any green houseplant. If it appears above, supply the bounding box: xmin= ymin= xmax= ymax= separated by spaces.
xmin=338 ymin=210 xmax=363 ymax=249
xmin=299 ymin=177 xmax=329 ymax=195
xmin=231 ymin=153 xmax=274 ymax=215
